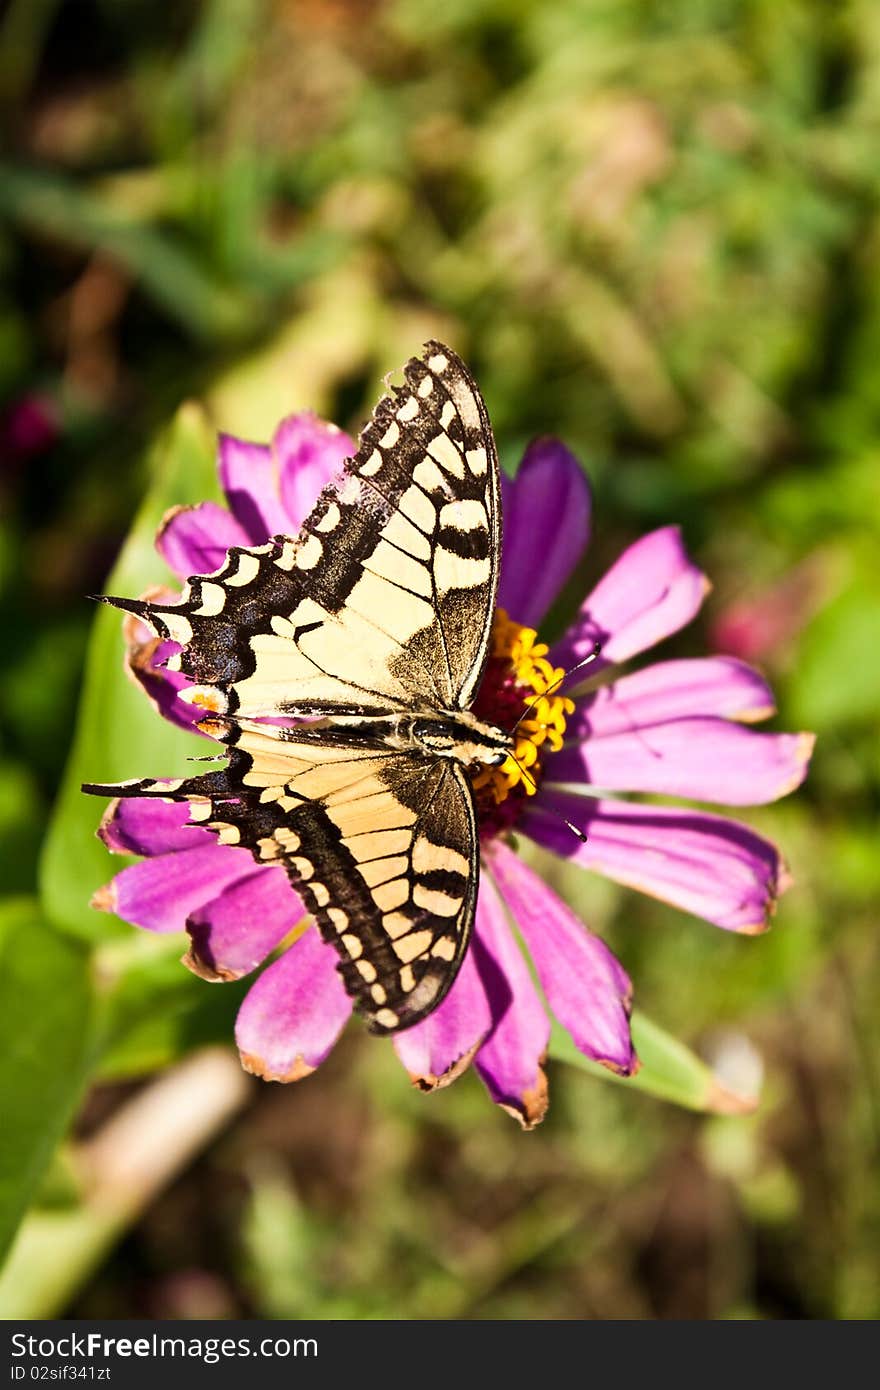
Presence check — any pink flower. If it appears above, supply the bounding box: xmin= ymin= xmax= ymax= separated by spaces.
xmin=92 ymin=414 xmax=813 ymax=1128
xmin=0 ymin=394 xmax=58 ymax=467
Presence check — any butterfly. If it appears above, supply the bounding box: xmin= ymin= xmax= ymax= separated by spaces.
xmin=84 ymin=343 xmax=512 ymax=1034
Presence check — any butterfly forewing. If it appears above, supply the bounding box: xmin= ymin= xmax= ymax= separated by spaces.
xmin=85 ymin=343 xmax=501 ymax=1032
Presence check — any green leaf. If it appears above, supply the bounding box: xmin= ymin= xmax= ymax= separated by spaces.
xmin=91 ymin=937 xmax=247 ymax=1080
xmin=0 ymin=899 xmax=94 ymax=1263
xmin=549 ymin=1012 xmax=756 ymax=1114
xmin=39 ymin=403 xmax=219 ymax=942
xmin=789 ymin=571 xmax=880 ymax=731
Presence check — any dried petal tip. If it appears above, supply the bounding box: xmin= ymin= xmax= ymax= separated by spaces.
xmin=180 ymin=947 xmax=238 ymax=984
xmin=90 ymin=882 xmax=117 ymax=913
xmin=737 ymin=919 xmax=772 ymax=937
xmin=597 ymin=1049 xmax=641 ymax=1078
xmin=407 ymin=1037 xmax=484 ymax=1093
xmin=239 ymin=1050 xmax=315 ymax=1084
xmin=781 ymin=732 xmax=817 ymax=796
xmin=499 ymin=1064 xmax=550 ymax=1131
xmin=96 ymin=799 xmax=123 ymax=852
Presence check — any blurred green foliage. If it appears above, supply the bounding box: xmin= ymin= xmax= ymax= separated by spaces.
xmin=0 ymin=0 xmax=878 ymax=1320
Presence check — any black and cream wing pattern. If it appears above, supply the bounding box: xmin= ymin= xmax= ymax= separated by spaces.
xmin=85 ymin=343 xmax=504 ymax=1032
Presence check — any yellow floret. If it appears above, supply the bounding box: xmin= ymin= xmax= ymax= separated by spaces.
xmin=472 ymin=610 xmax=574 ymax=804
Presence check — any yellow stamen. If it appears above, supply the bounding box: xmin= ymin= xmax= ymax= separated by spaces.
xmin=471 ymin=609 xmax=574 ymax=806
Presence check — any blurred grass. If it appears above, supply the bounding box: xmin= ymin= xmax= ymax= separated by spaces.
xmin=1 ymin=0 xmax=879 ymax=1319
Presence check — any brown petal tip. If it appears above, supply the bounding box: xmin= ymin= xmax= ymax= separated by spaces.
xmin=408 ymin=1037 xmax=483 ymax=1093
xmin=776 ymin=732 xmax=817 ymax=797
xmin=181 ymin=947 xmax=239 ymax=983
xmin=500 ymin=1064 xmax=549 ymax=1131
xmin=738 ymin=919 xmax=772 ymax=937
xmin=737 ymin=702 xmax=777 ymax=725
xmin=156 ymin=504 xmax=191 ymax=542
xmin=96 ymin=799 xmax=122 ymax=850
xmin=597 ymin=1050 xmax=641 ymax=1078
xmin=90 ymin=882 xmax=117 ymax=913
xmin=239 ymin=1050 xmax=315 ymax=1084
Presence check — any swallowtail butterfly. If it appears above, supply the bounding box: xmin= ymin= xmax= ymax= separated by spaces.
xmin=85 ymin=343 xmax=511 ymax=1033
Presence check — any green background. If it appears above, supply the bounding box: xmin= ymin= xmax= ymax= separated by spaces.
xmin=0 ymin=0 xmax=877 ymax=1319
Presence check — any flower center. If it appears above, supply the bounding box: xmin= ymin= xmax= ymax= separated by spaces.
xmin=469 ymin=608 xmax=574 ymax=840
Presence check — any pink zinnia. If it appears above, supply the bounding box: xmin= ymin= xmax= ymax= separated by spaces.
xmin=91 ymin=412 xmax=813 ymax=1127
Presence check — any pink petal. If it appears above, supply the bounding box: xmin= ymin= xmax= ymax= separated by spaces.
xmin=94 ymin=842 xmax=259 ymax=934
xmin=487 ymin=841 xmax=636 ymax=1075
xmin=523 ymin=793 xmax=789 ymax=934
xmin=568 ymin=657 xmax=776 ymax=740
xmin=498 ymin=438 xmax=591 ymax=628
xmin=218 ymin=434 xmax=289 ymax=542
xmin=123 ymin=614 xmax=202 ymax=732
xmin=185 ymin=865 xmax=302 ymax=981
xmin=156 ymin=502 xmax=251 ymax=584
xmin=235 ymin=927 xmax=352 ymax=1082
xmin=551 ymin=719 xmax=814 ymax=806
xmin=98 ymin=797 xmax=210 ymax=857
xmin=273 ymin=413 xmax=354 ymax=535
xmin=471 ymin=873 xmax=551 ymax=1129
xmin=392 ymin=947 xmax=492 ymax=1089
xmin=552 ymin=526 xmax=709 ymax=671
xmin=218 ymin=414 xmax=354 ymax=545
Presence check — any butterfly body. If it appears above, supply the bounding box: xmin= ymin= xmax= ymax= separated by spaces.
xmin=295 ymin=710 xmax=511 ymax=764
xmin=86 ymin=343 xmax=505 ymax=1034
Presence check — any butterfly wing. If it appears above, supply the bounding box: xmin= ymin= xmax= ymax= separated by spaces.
xmin=108 ymin=342 xmax=500 ymax=721
xmin=86 ymin=341 xmax=500 ymax=1031
xmin=87 ymin=718 xmax=478 ymax=1032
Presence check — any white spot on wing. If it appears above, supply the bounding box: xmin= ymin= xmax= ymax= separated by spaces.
xmin=426 ymin=432 xmax=465 ymax=478
xmin=413 ymin=837 xmax=469 ymax=877
xmin=434 ymin=549 xmax=491 ymax=593
xmin=295 ymin=534 xmax=324 ymax=570
xmin=337 ymin=474 xmax=361 ymax=505
xmin=373 ymin=878 xmax=409 ymax=912
xmin=196 ymin=582 xmax=227 ymax=615
xmin=274 ymin=541 xmax=296 ymax=570
xmin=413 ymin=885 xmax=462 ymax=917
xmin=440 ymin=499 xmax=486 ymax=531
xmin=413 ymin=456 xmax=452 ymax=496
xmin=396 ymin=395 xmax=419 ymax=422
xmin=393 ymin=929 xmax=432 ymax=962
xmin=225 ymin=553 xmax=261 ymax=586
xmin=163 ymin=614 xmax=193 ymax=644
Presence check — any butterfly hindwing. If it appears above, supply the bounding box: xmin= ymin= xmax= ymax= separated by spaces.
xmin=86 ymin=718 xmax=478 ymax=1032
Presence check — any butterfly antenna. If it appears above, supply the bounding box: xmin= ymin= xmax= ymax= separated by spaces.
xmin=498 ymin=643 xmax=600 ymax=845
xmin=503 ymin=750 xmax=588 ymax=843
xmin=506 ymin=640 xmax=602 ymax=741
